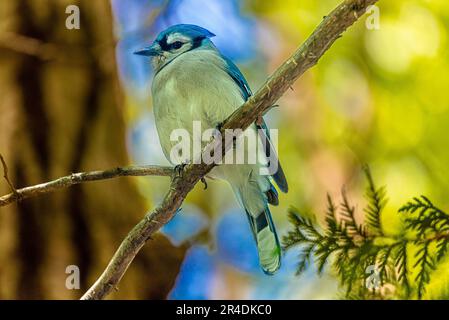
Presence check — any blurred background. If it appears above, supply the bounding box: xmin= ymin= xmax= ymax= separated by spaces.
xmin=0 ymin=0 xmax=448 ymax=299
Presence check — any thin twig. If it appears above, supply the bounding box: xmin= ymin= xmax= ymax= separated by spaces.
xmin=81 ymin=0 xmax=379 ymax=300
xmin=0 ymin=153 xmax=17 ymax=195
xmin=0 ymin=165 xmax=173 ymax=208
xmin=0 ymin=32 xmax=58 ymax=60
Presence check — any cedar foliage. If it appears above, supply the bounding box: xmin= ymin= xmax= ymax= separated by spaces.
xmin=283 ymin=167 xmax=449 ymax=299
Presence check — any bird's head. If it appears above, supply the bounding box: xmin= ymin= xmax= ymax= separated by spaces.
xmin=134 ymin=24 xmax=216 ymax=72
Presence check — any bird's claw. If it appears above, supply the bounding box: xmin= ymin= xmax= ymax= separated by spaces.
xmin=215 ymin=122 xmax=223 ymax=133
xmin=174 ymin=162 xmax=188 ymax=177
xmin=201 ymin=177 xmax=208 ymax=190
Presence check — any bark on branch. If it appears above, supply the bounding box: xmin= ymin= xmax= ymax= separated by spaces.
xmin=0 ymin=164 xmax=172 ymax=207
xmin=80 ymin=0 xmax=379 ymax=300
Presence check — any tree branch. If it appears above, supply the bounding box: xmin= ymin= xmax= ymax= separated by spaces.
xmin=0 ymin=165 xmax=173 ymax=207
xmin=0 ymin=31 xmax=58 ymax=60
xmin=80 ymin=0 xmax=379 ymax=300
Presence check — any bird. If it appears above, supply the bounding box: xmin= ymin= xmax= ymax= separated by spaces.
xmin=135 ymin=24 xmax=288 ymax=274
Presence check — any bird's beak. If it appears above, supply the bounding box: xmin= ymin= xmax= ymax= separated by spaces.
xmin=134 ymin=44 xmax=160 ymax=57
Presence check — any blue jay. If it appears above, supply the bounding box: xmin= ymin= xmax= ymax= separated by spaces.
xmin=135 ymin=24 xmax=288 ymax=274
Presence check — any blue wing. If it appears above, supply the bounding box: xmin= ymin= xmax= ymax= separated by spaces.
xmin=221 ymin=56 xmax=252 ymax=100
xmin=221 ymin=56 xmax=288 ymax=193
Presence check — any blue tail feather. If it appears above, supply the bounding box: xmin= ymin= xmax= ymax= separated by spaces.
xmin=244 ymin=206 xmax=281 ymax=275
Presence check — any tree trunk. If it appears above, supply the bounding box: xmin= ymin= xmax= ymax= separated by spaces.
xmin=0 ymin=0 xmax=186 ymax=299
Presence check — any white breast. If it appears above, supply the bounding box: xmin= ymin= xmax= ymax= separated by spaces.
xmin=151 ymin=48 xmax=245 ymax=163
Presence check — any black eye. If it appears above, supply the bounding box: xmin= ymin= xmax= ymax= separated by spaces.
xmin=171 ymin=41 xmax=183 ymax=50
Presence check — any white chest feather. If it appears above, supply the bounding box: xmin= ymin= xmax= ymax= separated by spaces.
xmin=151 ymin=49 xmax=245 ymax=161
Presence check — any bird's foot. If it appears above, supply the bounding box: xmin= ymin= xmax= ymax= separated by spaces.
xmin=214 ymin=121 xmax=239 ymax=149
xmin=208 ymin=123 xmax=222 ymax=142
xmin=174 ymin=162 xmax=188 ymax=177
xmin=200 ymin=177 xmax=208 ymax=190
xmin=215 ymin=121 xmax=223 ymax=132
